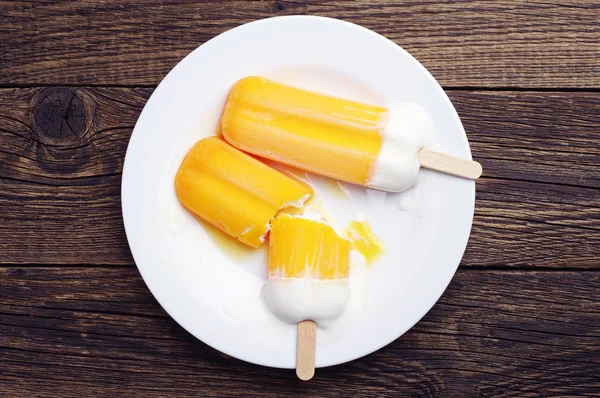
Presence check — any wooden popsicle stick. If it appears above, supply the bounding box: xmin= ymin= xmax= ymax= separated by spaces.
xmin=418 ymin=148 xmax=482 ymax=180
xmin=296 ymin=320 xmax=317 ymax=381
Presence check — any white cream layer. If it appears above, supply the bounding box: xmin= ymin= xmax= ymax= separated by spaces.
xmin=263 ymin=251 xmax=366 ymax=327
xmin=263 ymin=278 xmax=350 ymax=327
xmin=369 ymin=103 xmax=436 ymax=192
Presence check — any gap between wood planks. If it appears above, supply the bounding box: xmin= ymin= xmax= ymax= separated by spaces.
xmin=1 ymin=265 xmax=599 ymax=272
xmin=2 ymin=83 xmax=600 ymax=92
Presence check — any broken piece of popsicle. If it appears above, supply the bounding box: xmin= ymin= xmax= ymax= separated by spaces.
xmin=264 ymin=213 xmax=351 ymax=380
xmin=344 ymin=217 xmax=385 ymax=265
xmin=220 ymin=76 xmax=482 ymax=192
xmin=175 ymin=137 xmax=312 ymax=247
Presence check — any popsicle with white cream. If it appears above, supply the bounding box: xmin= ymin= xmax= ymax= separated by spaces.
xmin=220 ymin=76 xmax=481 ymax=192
xmin=264 ymin=212 xmax=351 ymax=380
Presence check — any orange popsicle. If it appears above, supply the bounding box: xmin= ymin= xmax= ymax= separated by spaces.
xmin=220 ymin=76 xmax=437 ymax=192
xmin=268 ymin=213 xmax=350 ymax=280
xmin=344 ymin=217 xmax=385 ymax=265
xmin=175 ymin=137 xmax=312 ymax=247
xmin=265 ymin=212 xmax=352 ymax=381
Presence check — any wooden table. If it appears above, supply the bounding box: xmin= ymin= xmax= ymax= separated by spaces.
xmin=1 ymin=2 xmax=599 ymax=396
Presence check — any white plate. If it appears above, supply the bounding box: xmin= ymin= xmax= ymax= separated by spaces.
xmin=122 ymin=16 xmax=475 ymax=369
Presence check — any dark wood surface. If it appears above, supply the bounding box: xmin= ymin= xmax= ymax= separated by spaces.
xmin=2 ymin=269 xmax=599 ymax=397
xmin=1 ymin=1 xmax=599 ymax=396
xmin=2 ymin=1 xmax=600 ymax=88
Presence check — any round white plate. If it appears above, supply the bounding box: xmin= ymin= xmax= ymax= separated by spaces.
xmin=122 ymin=16 xmax=475 ymax=369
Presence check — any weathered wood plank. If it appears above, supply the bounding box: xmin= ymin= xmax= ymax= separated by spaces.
xmin=467 ymin=178 xmax=600 ymax=268
xmin=448 ymin=90 xmax=600 ymax=268
xmin=1 ymin=1 xmax=599 ymax=87
xmin=0 ymin=87 xmax=598 ymax=266
xmin=0 ymin=87 xmax=148 ymax=264
xmin=0 ymin=268 xmax=598 ymax=396
xmin=450 ymin=91 xmax=600 ymax=188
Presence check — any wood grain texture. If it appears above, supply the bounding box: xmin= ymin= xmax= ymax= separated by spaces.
xmin=1 ymin=1 xmax=599 ymax=87
xmin=451 ymin=91 xmax=600 ymax=188
xmin=0 ymin=87 xmax=598 ymax=267
xmin=0 ymin=87 xmax=149 ymax=264
xmin=448 ymin=90 xmax=600 ymax=268
xmin=0 ymin=267 xmax=598 ymax=397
